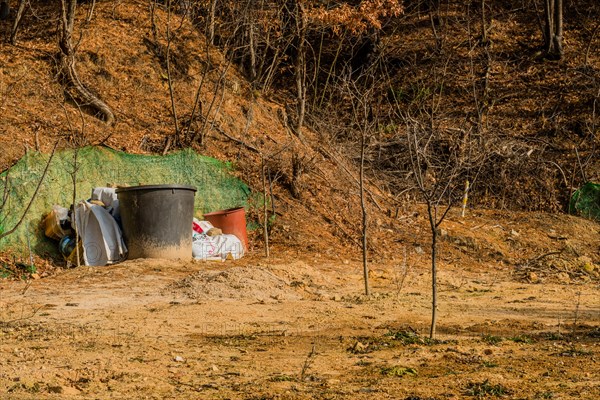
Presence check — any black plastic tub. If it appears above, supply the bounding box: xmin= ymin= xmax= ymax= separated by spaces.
xmin=116 ymin=184 xmax=197 ymax=259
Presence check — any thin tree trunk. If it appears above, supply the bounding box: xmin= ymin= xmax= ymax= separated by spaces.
xmin=9 ymin=0 xmax=26 ymax=45
xmin=427 ymin=202 xmax=438 ymax=339
xmin=262 ymin=157 xmax=270 ymax=258
xmin=543 ymin=0 xmax=563 ymax=59
xmin=543 ymin=0 xmax=554 ymax=53
xmin=552 ymin=0 xmax=563 ymax=58
xmin=294 ymin=1 xmax=306 ymax=137
xmin=318 ymin=39 xmax=343 ymax=108
xmin=295 ymin=53 xmax=306 ymax=136
xmin=72 ymin=148 xmax=81 ymax=268
xmin=249 ymin=20 xmax=257 ymax=81
xmin=209 ymin=0 xmax=217 ymax=45
xmin=360 ymin=130 xmax=369 ymax=296
xmin=195 ymin=59 xmax=231 ymax=144
xmin=480 ymin=0 xmax=488 ymax=44
xmin=86 ymin=0 xmax=96 ymax=22
xmin=185 ymin=68 xmax=208 ymax=138
xmin=430 ymin=229 xmax=438 ymax=339
xmin=429 ymin=0 xmax=442 ymax=50
xmin=165 ymin=0 xmax=180 ymax=141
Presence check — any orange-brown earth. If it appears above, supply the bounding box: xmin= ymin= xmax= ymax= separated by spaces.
xmin=1 ymin=1 xmax=599 ymax=399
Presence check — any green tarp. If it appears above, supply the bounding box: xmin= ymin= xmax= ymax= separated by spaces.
xmin=0 ymin=146 xmax=251 ymax=255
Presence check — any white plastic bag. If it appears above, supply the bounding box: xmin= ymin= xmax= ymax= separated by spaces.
xmin=192 ymin=233 xmax=244 ymax=261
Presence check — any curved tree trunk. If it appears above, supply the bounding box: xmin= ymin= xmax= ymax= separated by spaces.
xmin=59 ymin=0 xmax=115 ymax=126
xmin=9 ymin=0 xmax=27 ymax=45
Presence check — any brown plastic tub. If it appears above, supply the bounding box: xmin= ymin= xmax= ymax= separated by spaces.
xmin=203 ymin=207 xmax=248 ymax=251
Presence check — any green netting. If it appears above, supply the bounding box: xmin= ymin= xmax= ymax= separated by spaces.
xmin=0 ymin=146 xmax=251 ymax=255
xmin=569 ymin=182 xmax=600 ymax=221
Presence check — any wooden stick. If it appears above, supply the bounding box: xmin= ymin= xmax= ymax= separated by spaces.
xmin=461 ymin=179 xmax=470 ymax=218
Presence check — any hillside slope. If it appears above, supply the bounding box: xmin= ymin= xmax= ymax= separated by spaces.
xmin=0 ymin=0 xmax=598 ymax=273
xmin=0 ymin=0 xmax=387 ymax=257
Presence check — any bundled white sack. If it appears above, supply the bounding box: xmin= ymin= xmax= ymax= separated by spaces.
xmin=192 ymin=233 xmax=244 ymax=261
xmin=74 ymin=201 xmax=127 ymax=266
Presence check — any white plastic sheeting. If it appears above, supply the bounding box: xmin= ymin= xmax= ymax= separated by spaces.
xmin=74 ymin=201 xmax=127 ymax=266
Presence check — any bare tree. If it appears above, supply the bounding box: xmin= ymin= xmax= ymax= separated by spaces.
xmin=404 ymin=117 xmax=464 ymax=339
xmin=343 ymin=73 xmax=380 ymax=296
xmin=359 ymin=112 xmax=369 ymax=296
xmin=392 ymin=60 xmax=483 ymax=338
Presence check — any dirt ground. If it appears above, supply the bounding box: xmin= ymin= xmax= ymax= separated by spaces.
xmin=0 ymin=210 xmax=600 ymax=400
xmin=1 ymin=210 xmax=599 ymax=400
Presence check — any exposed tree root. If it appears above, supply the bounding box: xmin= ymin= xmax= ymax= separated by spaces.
xmin=59 ymin=0 xmax=114 ymax=126
xmin=58 ymin=53 xmax=115 ymax=126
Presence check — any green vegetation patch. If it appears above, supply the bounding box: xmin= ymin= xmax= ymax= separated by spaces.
xmin=569 ymin=182 xmax=600 ymax=221
xmin=269 ymin=374 xmax=296 ymax=382
xmin=381 ymin=366 xmax=418 ymax=377
xmin=385 ymin=329 xmax=452 ymax=346
xmin=464 ymin=379 xmax=510 ymax=397
xmin=554 ymin=347 xmax=593 ymax=357
xmin=508 ymin=334 xmax=534 ymax=344
xmin=480 ymin=334 xmax=503 ymax=345
xmin=347 ymin=337 xmax=391 ymax=354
